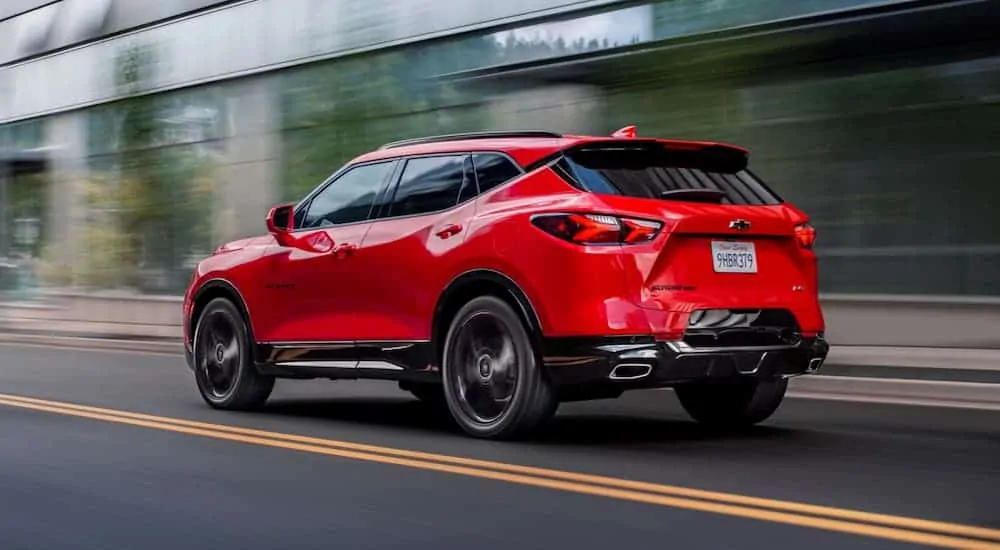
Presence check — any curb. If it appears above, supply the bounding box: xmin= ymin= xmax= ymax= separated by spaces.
xmin=0 ymin=333 xmax=183 ymax=355
xmin=787 ymin=375 xmax=1000 ymax=411
xmin=826 ymin=346 xmax=1000 ymax=371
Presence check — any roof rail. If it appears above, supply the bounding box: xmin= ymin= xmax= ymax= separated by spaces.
xmin=378 ymin=130 xmax=563 ymax=150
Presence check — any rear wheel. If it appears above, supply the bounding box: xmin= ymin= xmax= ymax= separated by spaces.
xmin=441 ymin=296 xmax=557 ymax=440
xmin=675 ymin=378 xmax=787 ymax=428
xmin=192 ymin=297 xmax=274 ymax=411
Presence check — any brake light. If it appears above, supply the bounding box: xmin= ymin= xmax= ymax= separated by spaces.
xmin=531 ymin=213 xmax=663 ymax=245
xmin=794 ymin=222 xmax=816 ymax=249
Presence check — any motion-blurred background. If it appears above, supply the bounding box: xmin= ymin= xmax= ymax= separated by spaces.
xmin=1 ymin=0 xmax=999 ymax=350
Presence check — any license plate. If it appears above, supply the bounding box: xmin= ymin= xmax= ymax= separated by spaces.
xmin=711 ymin=241 xmax=757 ymax=273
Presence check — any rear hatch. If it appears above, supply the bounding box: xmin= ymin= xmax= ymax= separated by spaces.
xmin=549 ymin=140 xmax=820 ymax=326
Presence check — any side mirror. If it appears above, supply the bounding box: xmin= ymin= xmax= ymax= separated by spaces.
xmin=266 ymin=203 xmax=295 ymax=246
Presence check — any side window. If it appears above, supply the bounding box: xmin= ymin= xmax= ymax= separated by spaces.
xmin=472 ymin=153 xmax=522 ymax=194
xmin=385 ymin=155 xmax=470 ymax=218
xmin=299 ymin=161 xmax=395 ymax=229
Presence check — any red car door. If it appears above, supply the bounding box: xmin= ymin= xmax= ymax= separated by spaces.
xmin=350 ymin=154 xmax=479 ymax=342
xmin=260 ymin=159 xmax=399 ymax=344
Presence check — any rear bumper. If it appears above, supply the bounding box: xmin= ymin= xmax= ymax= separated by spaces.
xmin=542 ymin=334 xmax=829 ymax=388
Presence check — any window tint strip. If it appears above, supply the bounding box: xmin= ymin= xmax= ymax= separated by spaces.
xmin=677 ymin=167 xmax=705 ymax=191
xmin=709 ymin=173 xmax=752 ymax=204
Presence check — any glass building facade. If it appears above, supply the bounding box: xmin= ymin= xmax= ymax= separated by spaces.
xmin=1 ymin=0 xmax=998 ymax=297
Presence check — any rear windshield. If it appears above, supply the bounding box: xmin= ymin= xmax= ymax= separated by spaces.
xmin=553 ymin=146 xmax=783 ymax=206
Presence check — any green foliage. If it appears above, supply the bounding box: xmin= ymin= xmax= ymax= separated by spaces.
xmin=68 ymin=42 xmax=218 ymax=292
xmin=36 ymin=174 xmax=137 ymax=289
xmin=279 ymin=47 xmax=491 ymax=201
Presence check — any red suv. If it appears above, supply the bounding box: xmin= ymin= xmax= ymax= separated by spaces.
xmin=182 ymin=128 xmax=828 ymax=440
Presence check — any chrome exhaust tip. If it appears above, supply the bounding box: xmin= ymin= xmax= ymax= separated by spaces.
xmin=807 ymin=357 xmax=824 ymax=373
xmin=609 ymin=363 xmax=653 ymax=380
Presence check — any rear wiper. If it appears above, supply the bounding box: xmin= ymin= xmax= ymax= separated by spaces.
xmin=660 ymin=189 xmax=727 ymax=203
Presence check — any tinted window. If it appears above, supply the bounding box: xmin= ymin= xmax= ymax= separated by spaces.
xmin=385 ymin=155 xmax=470 ymax=218
xmin=555 ymin=148 xmax=782 ymax=206
xmin=300 ymin=161 xmax=395 ymax=228
xmin=473 ymin=153 xmax=522 ymax=194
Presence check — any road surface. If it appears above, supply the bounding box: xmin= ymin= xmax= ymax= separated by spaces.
xmin=0 ymin=343 xmax=997 ymax=549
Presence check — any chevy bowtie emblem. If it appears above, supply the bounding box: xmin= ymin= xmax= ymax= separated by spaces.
xmin=729 ymin=219 xmax=751 ymax=231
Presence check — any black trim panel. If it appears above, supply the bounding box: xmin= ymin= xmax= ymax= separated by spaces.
xmin=238 ymin=331 xmax=827 ymax=398
xmin=253 ymin=341 xmax=436 ymax=383
xmin=542 ymin=334 xmax=830 ymax=390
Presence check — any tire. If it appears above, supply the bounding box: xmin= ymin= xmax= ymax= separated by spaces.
xmin=441 ymin=295 xmax=558 ymax=440
xmin=192 ymin=297 xmax=274 ymax=411
xmin=675 ymin=378 xmax=788 ymax=428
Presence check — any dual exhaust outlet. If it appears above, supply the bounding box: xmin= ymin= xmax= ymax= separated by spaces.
xmin=608 ymin=356 xmax=825 ymax=380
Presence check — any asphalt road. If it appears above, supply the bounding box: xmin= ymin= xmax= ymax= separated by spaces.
xmin=0 ymin=343 xmax=997 ymax=550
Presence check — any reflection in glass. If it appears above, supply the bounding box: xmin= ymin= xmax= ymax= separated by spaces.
xmin=80 ymin=86 xmax=225 ymax=293
xmin=300 ymin=161 xmax=396 ymax=228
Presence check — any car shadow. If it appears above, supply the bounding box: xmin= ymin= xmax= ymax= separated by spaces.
xmin=260 ymin=395 xmax=802 ymax=447
xmin=263 ymin=396 xmax=466 ymax=436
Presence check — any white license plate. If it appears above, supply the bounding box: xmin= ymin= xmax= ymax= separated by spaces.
xmin=711 ymin=241 xmax=757 ymax=273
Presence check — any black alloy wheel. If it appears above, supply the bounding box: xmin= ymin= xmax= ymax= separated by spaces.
xmin=192 ymin=297 xmax=274 ymax=410
xmin=441 ymin=296 xmax=557 ymax=439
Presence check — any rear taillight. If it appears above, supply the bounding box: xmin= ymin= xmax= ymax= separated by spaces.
xmin=794 ymin=222 xmax=816 ymax=249
xmin=531 ymin=213 xmax=663 ymax=245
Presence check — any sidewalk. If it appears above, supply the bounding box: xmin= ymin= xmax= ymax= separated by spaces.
xmin=827 ymin=346 xmax=1000 ymax=371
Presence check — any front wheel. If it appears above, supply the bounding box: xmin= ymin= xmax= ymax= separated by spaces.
xmin=441 ymin=296 xmax=557 ymax=440
xmin=192 ymin=297 xmax=274 ymax=411
xmin=675 ymin=378 xmax=788 ymax=428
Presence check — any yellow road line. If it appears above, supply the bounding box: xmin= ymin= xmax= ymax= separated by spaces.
xmin=0 ymin=394 xmax=997 ymax=549
xmin=3 ymin=393 xmax=995 ymax=541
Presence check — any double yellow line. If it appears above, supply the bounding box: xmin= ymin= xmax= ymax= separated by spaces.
xmin=1 ymin=392 xmax=997 ymax=549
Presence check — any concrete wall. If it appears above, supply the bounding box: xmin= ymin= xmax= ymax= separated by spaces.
xmin=488 ymin=84 xmax=607 ymax=135
xmin=0 ymin=0 xmax=52 ymax=21
xmin=821 ymin=296 xmax=1000 ymax=349
xmin=214 ymin=77 xmax=281 ymax=241
xmin=43 ymin=112 xmax=88 ymax=268
xmin=1 ymin=0 xmax=630 ymax=123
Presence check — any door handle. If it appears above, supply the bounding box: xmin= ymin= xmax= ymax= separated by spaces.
xmin=333 ymin=243 xmax=357 ymax=258
xmin=435 ymin=224 xmax=463 ymax=239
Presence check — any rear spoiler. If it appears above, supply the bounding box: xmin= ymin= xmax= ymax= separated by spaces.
xmin=530 ymin=138 xmax=750 ymax=174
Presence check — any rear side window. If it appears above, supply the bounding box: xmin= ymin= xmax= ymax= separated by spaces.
xmin=472 ymin=153 xmax=522 ymax=194
xmin=554 ymin=147 xmax=782 ymax=206
xmin=384 ymin=154 xmax=472 ymax=218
